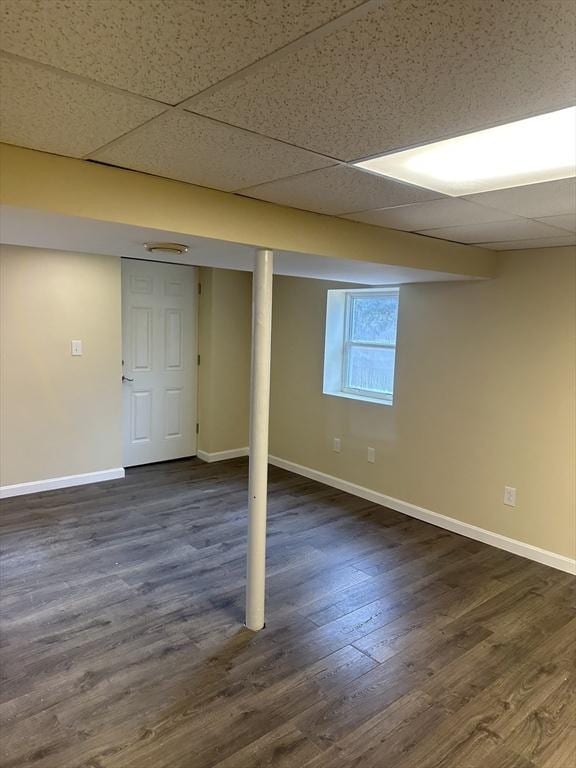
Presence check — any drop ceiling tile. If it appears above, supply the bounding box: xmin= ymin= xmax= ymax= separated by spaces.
xmin=416 ymin=219 xmax=567 ymax=244
xmin=0 ymin=55 xmax=166 ymax=158
xmin=342 ymin=198 xmax=516 ymax=231
xmin=477 ymin=236 xmax=576 ymax=250
xmin=187 ymin=0 xmax=576 ymax=159
xmin=536 ymin=213 xmax=576 ymax=233
xmin=238 ymin=166 xmax=443 ymax=215
xmin=92 ymin=110 xmax=333 ymax=191
xmin=0 ymin=0 xmax=360 ymax=104
xmin=465 ymin=178 xmax=576 ymax=218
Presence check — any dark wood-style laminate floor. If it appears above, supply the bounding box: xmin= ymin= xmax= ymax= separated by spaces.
xmin=0 ymin=458 xmax=574 ymax=768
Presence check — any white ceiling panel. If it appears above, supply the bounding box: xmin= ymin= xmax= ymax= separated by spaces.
xmin=465 ymin=178 xmax=576 ymax=219
xmin=477 ymin=236 xmax=576 ymax=251
xmin=0 ymin=1 xmax=574 ymax=248
xmin=237 ymin=165 xmax=443 ymax=215
xmin=0 ymin=0 xmax=362 ymax=104
xmin=343 ymin=198 xmax=517 ymax=231
xmin=417 ymin=219 xmax=569 ymax=244
xmin=536 ymin=214 xmax=576 ymax=234
xmin=0 ymin=54 xmax=165 ymax=158
xmin=91 ymin=110 xmax=333 ymax=191
xmin=187 ymin=0 xmax=576 ymax=160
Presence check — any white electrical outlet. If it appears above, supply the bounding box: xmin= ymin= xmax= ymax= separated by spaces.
xmin=71 ymin=340 xmax=83 ymax=356
xmin=504 ymin=486 xmax=517 ymax=507
xmin=367 ymin=447 xmax=376 ymax=463
xmin=333 ymin=438 xmax=341 ymax=453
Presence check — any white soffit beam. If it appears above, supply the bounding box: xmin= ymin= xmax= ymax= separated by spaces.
xmin=0 ymin=206 xmax=482 ymax=285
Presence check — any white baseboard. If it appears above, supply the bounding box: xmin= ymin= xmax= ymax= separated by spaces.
xmin=0 ymin=468 xmax=126 ymax=499
xmin=197 ymin=447 xmax=249 ymax=463
xmin=268 ymin=455 xmax=576 ymax=576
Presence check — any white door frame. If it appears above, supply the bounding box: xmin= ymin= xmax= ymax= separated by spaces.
xmin=121 ymin=258 xmax=199 ymax=467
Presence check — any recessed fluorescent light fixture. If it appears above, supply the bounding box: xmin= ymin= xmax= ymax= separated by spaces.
xmin=353 ymin=107 xmax=576 ymax=196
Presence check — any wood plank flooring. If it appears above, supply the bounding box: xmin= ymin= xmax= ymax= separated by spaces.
xmin=0 ymin=457 xmax=574 ymax=768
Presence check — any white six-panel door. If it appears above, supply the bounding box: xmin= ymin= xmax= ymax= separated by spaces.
xmin=122 ymin=259 xmax=197 ymax=467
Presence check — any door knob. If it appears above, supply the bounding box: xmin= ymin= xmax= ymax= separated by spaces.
xmin=122 ymin=375 xmax=134 ymax=382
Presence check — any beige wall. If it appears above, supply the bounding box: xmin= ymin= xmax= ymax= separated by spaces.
xmin=0 ymin=250 xmax=249 ymax=485
xmin=197 ymin=267 xmax=251 ymax=454
xmin=0 ymin=245 xmax=122 ymax=486
xmin=0 ymin=144 xmax=496 ymax=279
xmin=2 ymin=242 xmax=574 ymax=561
xmin=269 ymin=247 xmax=576 ymax=559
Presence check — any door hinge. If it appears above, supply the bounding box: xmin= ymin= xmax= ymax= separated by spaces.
xmin=197 ymin=354 xmax=201 ymax=366
xmin=196 ymin=423 xmax=200 ymax=435
xmin=198 ymin=283 xmax=202 ymax=295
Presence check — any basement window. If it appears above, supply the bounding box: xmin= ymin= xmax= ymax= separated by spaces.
xmin=323 ymin=287 xmax=399 ymax=406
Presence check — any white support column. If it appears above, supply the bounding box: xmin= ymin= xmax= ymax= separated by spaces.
xmin=245 ymin=248 xmax=274 ymax=631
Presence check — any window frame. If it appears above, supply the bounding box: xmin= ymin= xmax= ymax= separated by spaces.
xmin=341 ymin=291 xmax=398 ymax=402
xmin=323 ymin=286 xmax=399 ymax=407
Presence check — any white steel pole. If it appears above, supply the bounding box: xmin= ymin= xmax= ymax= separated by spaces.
xmin=245 ymin=248 xmax=274 ymax=631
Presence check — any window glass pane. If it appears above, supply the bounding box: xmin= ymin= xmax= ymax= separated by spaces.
xmin=350 ymin=295 xmax=398 ymax=344
xmin=346 ymin=346 xmax=395 ymax=395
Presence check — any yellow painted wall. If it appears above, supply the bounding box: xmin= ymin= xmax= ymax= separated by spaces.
xmin=0 ymin=143 xmax=496 ymax=279
xmin=0 ymin=245 xmax=122 ymax=486
xmin=269 ymin=247 xmax=576 ymax=559
xmin=197 ymin=267 xmax=252 ymax=454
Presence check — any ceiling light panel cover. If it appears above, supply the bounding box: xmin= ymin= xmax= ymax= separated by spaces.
xmin=354 ymin=108 xmax=576 ymax=196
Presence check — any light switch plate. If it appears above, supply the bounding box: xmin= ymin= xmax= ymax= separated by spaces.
xmin=504 ymin=486 xmax=517 ymax=507
xmin=71 ymin=340 xmax=83 ymax=356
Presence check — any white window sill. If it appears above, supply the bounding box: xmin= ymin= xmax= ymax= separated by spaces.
xmin=323 ymin=389 xmax=393 ymax=407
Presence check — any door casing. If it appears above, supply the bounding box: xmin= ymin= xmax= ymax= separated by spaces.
xmin=121 ymin=258 xmax=198 ymax=467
